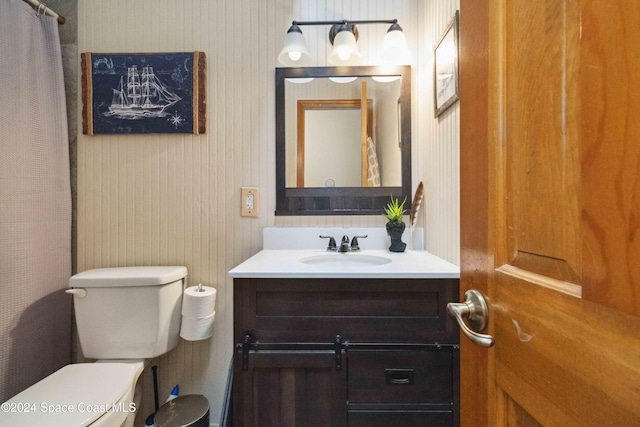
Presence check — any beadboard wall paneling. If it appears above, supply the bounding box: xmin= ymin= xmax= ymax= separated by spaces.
xmin=77 ymin=1 xmax=459 ymax=425
xmin=418 ymin=0 xmax=461 ymax=265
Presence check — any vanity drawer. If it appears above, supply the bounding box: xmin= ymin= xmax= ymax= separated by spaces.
xmin=234 ymin=278 xmax=459 ymax=343
xmin=348 ymin=410 xmax=453 ymax=427
xmin=347 ymin=349 xmax=454 ymax=404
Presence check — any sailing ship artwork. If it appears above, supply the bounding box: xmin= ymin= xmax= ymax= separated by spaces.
xmin=108 ymin=65 xmax=181 ymax=119
xmin=82 ymin=52 xmax=206 ymax=135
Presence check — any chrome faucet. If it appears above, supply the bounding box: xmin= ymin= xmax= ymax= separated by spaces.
xmin=320 ymin=235 xmax=367 ymax=252
xmin=339 ymin=235 xmax=350 ymax=252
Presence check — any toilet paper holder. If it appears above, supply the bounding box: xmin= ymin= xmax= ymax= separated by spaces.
xmin=180 ymin=283 xmax=216 ymax=341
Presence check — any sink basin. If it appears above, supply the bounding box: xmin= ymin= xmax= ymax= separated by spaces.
xmin=299 ymin=253 xmax=392 ymax=267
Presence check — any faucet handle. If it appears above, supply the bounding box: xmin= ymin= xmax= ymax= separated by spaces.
xmin=350 ymin=235 xmax=368 ymax=251
xmin=320 ymin=235 xmax=337 ymax=251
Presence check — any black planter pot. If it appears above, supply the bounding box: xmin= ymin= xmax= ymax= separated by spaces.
xmin=386 ymin=221 xmax=406 ymax=252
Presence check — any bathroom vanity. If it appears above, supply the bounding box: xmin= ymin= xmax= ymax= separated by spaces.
xmin=229 ymin=228 xmax=460 ymax=426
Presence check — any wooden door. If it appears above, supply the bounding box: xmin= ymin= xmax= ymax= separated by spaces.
xmin=460 ymin=0 xmax=640 ymax=425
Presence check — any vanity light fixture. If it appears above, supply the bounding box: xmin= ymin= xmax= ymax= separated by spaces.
xmin=277 ymin=23 xmax=311 ymax=66
xmin=379 ymin=22 xmax=411 ymax=64
xmin=327 ymin=23 xmax=362 ymax=66
xmin=278 ymin=19 xmax=410 ymax=67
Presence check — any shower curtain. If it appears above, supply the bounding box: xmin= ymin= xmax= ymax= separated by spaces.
xmin=0 ymin=0 xmax=71 ymax=402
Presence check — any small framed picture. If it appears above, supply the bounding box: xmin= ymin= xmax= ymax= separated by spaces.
xmin=81 ymin=52 xmax=206 ymax=135
xmin=433 ymin=11 xmax=460 ymax=118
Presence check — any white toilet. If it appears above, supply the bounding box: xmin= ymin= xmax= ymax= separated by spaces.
xmin=0 ymin=266 xmax=188 ymax=427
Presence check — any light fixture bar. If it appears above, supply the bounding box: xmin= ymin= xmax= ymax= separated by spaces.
xmin=278 ymin=18 xmax=409 ymax=67
xmin=291 ymin=19 xmax=398 ymax=27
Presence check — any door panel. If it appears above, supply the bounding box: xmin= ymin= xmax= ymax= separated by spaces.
xmin=493 ymin=277 xmax=640 ymax=425
xmin=504 ymin=0 xmax=580 ymax=285
xmin=579 ymin=2 xmax=640 ymax=312
xmin=460 ymin=0 xmax=640 ymax=425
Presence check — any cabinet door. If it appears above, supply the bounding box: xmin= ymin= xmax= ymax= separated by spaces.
xmin=233 ymin=350 xmax=347 ymax=427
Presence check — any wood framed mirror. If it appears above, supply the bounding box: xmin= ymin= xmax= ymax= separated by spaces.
xmin=276 ymin=66 xmax=411 ymax=215
xmin=296 ymin=97 xmax=373 ymax=187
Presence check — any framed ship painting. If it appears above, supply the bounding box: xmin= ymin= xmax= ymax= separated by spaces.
xmin=81 ymin=52 xmax=206 ymax=135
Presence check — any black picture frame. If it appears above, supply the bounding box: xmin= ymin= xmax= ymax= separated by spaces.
xmin=275 ymin=66 xmax=412 ymax=216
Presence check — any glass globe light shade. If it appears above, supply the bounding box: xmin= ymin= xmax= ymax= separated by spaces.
xmin=328 ymin=25 xmax=361 ymax=66
xmin=379 ymin=24 xmax=411 ymax=65
xmin=278 ymin=25 xmax=310 ymax=66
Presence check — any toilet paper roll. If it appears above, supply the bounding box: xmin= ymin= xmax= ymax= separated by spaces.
xmin=181 ymin=285 xmax=216 ymax=317
xmin=180 ymin=311 xmax=215 ymax=341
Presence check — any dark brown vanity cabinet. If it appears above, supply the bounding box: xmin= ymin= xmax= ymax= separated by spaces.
xmin=232 ymin=278 xmax=460 ymax=427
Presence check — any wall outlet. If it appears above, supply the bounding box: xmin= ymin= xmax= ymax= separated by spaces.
xmin=241 ymin=187 xmax=259 ymax=217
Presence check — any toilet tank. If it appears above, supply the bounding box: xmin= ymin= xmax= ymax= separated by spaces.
xmin=68 ymin=266 xmax=188 ymax=359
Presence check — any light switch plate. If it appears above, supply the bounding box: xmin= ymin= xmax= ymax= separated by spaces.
xmin=241 ymin=187 xmax=259 ymax=217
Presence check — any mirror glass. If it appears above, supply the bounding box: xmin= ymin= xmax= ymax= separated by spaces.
xmin=276 ymin=66 xmax=411 ymax=215
xmin=286 ymin=77 xmax=401 ymax=188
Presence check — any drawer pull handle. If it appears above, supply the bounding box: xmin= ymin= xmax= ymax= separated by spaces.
xmin=385 ymin=369 xmax=414 ymax=385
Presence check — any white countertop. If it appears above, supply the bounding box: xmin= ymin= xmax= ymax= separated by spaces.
xmin=228 ymin=249 xmax=460 ymax=279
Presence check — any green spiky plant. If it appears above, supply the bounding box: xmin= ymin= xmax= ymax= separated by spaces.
xmin=384 ymin=196 xmax=407 ymax=223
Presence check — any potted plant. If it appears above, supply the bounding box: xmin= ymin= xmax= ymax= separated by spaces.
xmin=384 ymin=196 xmax=407 ymax=252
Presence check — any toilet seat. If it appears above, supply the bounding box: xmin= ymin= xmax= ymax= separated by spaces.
xmin=0 ymin=362 xmax=142 ymax=427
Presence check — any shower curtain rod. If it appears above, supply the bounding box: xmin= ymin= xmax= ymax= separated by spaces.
xmin=23 ymin=0 xmax=65 ymax=24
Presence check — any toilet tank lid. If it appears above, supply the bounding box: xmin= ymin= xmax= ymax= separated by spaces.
xmin=69 ymin=266 xmax=188 ymax=288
